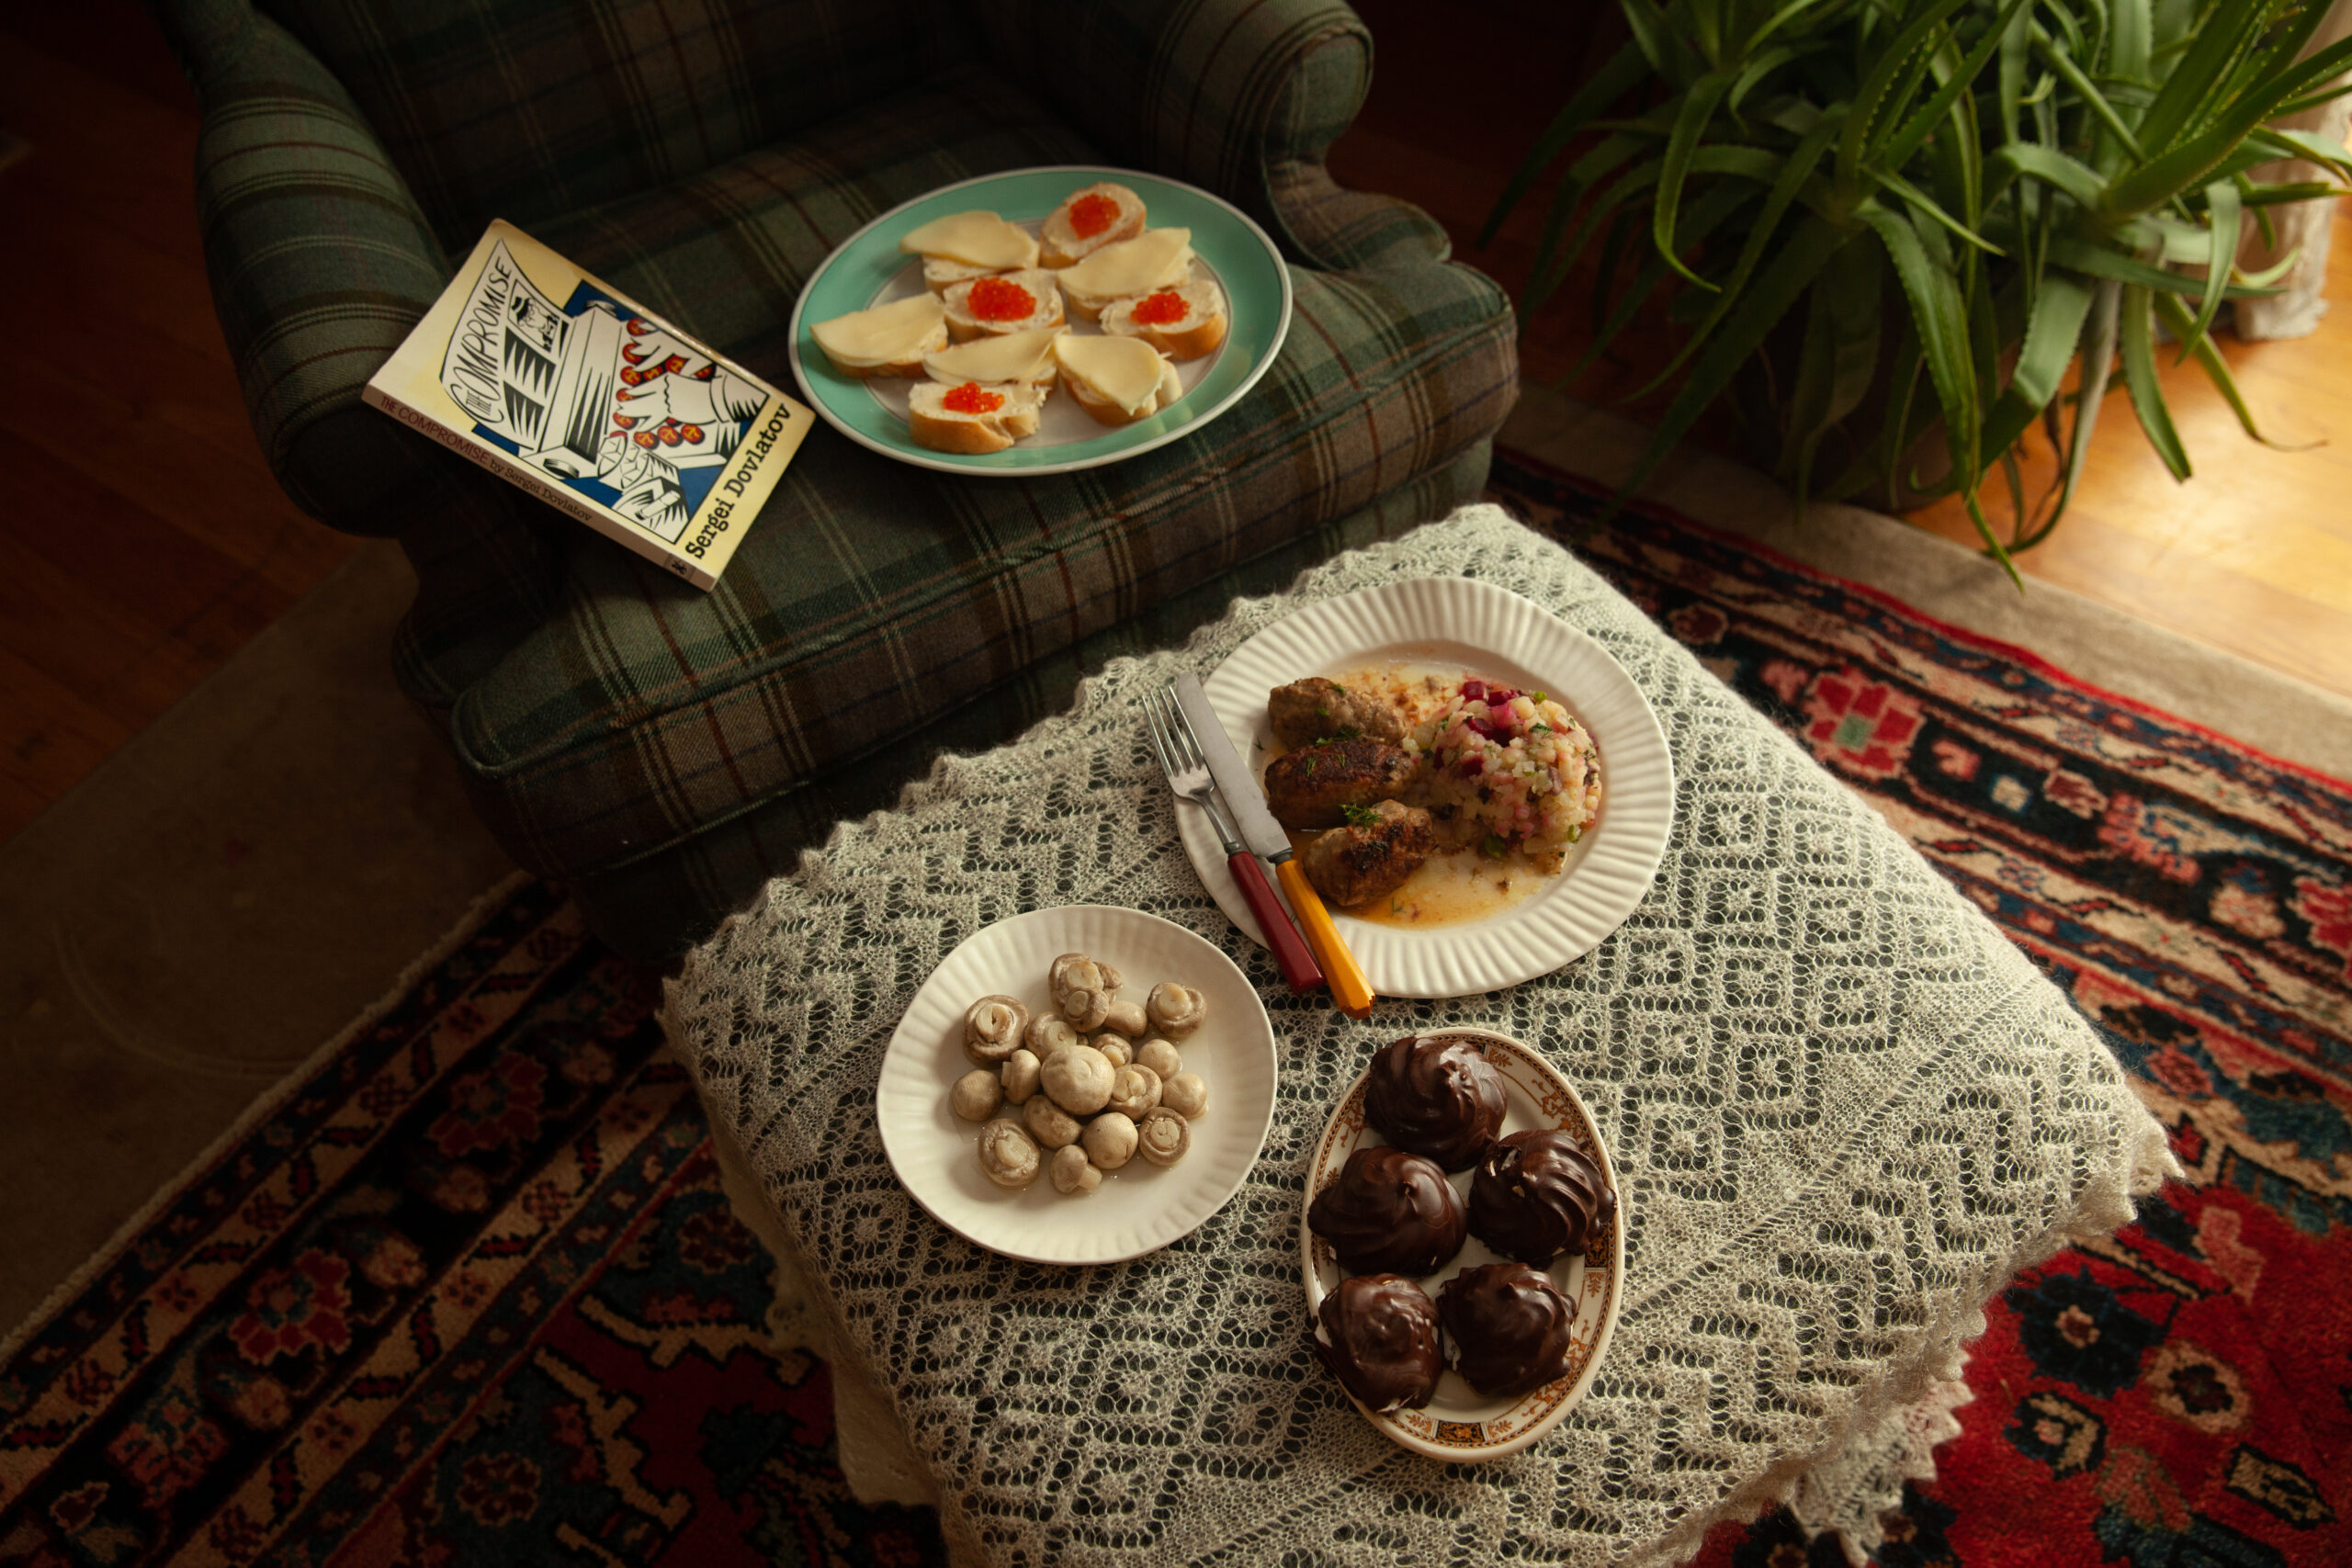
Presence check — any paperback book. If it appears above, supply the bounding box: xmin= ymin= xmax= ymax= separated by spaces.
xmin=365 ymin=220 xmax=810 ymax=590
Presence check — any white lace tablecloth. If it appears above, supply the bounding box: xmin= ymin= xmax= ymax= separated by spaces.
xmin=663 ymin=505 xmax=2173 ymax=1567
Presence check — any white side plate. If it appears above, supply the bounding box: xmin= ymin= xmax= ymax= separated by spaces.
xmin=876 ymin=906 xmax=1277 ymax=1264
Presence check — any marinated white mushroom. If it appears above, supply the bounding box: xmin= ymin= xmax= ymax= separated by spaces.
xmin=1099 ymin=998 xmax=1150 ymax=1038
xmin=1024 ymin=1014 xmax=1082 ymax=1057
xmin=1136 ymin=1108 xmax=1192 ymax=1168
xmin=976 ymin=1120 xmax=1041 ymax=1188
xmin=1161 ymin=1071 xmax=1209 ymax=1119
xmin=1000 ymin=1049 xmax=1042 ymax=1105
xmin=963 ymin=995 xmax=1031 ymax=1066
xmin=1082 ymin=1111 xmax=1139 ymax=1170
xmin=1104 ymin=1064 xmax=1162 ymax=1119
xmin=1048 ymin=953 xmax=1123 ymax=1006
xmin=1095 ymin=1036 xmax=1132 ymax=1068
xmin=1050 ymin=1144 xmax=1102 ymax=1196
xmin=1135 ymin=1037 xmax=1183 ymax=1081
xmin=1057 ymin=986 xmax=1114 ymax=1032
xmin=1041 ymin=1043 xmax=1115 ymax=1115
xmin=1146 ymin=982 xmax=1206 ymax=1040
xmin=951 ymin=1068 xmax=1003 ymax=1122
xmin=1023 ymin=1095 xmax=1082 ymax=1149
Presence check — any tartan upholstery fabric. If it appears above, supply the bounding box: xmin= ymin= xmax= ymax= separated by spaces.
xmin=156 ymin=0 xmax=1520 ymax=956
xmin=571 ymin=437 xmax=1498 ymax=957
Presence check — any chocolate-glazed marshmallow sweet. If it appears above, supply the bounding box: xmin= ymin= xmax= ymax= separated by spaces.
xmin=1437 ymin=1263 xmax=1576 ymax=1400
xmin=1362 ymin=1034 xmax=1507 ymax=1171
xmin=1306 ymin=1145 xmax=1467 ymax=1278
xmin=1468 ymin=1129 xmax=1618 ymax=1265
xmin=1312 ymin=1275 xmax=1443 ymax=1413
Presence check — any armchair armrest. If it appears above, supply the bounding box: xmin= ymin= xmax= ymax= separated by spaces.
xmin=966 ymin=0 xmax=1448 ymax=273
xmin=158 ymin=0 xmax=450 ymax=534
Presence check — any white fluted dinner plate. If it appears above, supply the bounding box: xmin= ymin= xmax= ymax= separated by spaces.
xmin=1302 ymin=1029 xmax=1624 ymax=1461
xmin=876 ymin=906 xmax=1277 ymax=1264
xmin=1180 ymin=577 xmax=1674 ymax=997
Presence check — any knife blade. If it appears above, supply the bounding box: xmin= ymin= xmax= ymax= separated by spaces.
xmin=1173 ymin=673 xmax=1376 ymax=1019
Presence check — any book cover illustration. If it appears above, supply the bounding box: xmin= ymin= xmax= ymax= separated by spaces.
xmin=365 ymin=221 xmax=810 ymax=590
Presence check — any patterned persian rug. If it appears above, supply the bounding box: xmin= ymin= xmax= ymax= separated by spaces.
xmin=1 ymin=455 xmax=2346 ymax=1567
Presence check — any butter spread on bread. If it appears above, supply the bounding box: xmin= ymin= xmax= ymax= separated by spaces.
xmin=1057 ymin=229 xmax=1194 ymax=320
xmin=1054 ymin=335 xmax=1182 ymax=425
xmin=898 ymin=210 xmax=1040 ymax=271
xmin=923 ymin=328 xmax=1065 ymax=386
xmin=811 ymin=291 xmax=949 ymax=378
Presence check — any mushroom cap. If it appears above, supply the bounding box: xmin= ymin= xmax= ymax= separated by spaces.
xmin=1146 ymin=981 xmax=1205 ymax=1039
xmin=1024 ymin=1014 xmax=1082 ymax=1056
xmin=1095 ymin=1036 xmax=1132 ymax=1068
xmin=1136 ymin=1108 xmax=1192 ymax=1167
xmin=1023 ymin=1095 xmax=1082 ymax=1149
xmin=1099 ymin=998 xmax=1150 ymax=1038
xmin=1050 ymin=1145 xmax=1102 ymax=1195
xmin=1081 ymin=1111 xmax=1139 ymax=1169
xmin=1000 ymin=1049 xmax=1043 ymax=1105
xmin=1162 ymin=1071 xmax=1209 ymax=1119
xmin=951 ymin=1068 xmax=1004 ymax=1122
xmin=1136 ymin=1038 xmax=1184 ymax=1081
xmin=1057 ymin=986 xmax=1114 ymax=1032
xmin=964 ymin=995 xmax=1032 ymax=1065
xmin=1105 ymin=1064 xmax=1163 ymax=1119
xmin=1041 ymin=1043 xmax=1116 ymax=1115
xmin=977 ymin=1120 xmax=1040 ymax=1187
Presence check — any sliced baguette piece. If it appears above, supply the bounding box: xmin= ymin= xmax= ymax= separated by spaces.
xmin=1055 ymin=335 xmax=1183 ymax=426
xmin=1039 ymin=182 xmax=1147 ymax=267
xmin=811 ymin=291 xmax=949 ymax=378
xmin=941 ymin=269 xmax=1066 ymax=342
xmin=907 ymin=379 xmax=1044 ymax=455
xmin=1057 ymin=229 xmax=1193 ymax=321
xmin=923 ymin=255 xmax=1002 ymax=296
xmin=1100 ymin=281 xmax=1228 ymax=361
xmin=898 ymin=210 xmax=1040 ymax=270
xmin=923 ymin=327 xmax=1065 ymax=388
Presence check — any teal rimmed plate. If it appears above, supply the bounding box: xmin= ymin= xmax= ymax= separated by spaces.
xmin=786 ymin=166 xmax=1293 ymax=476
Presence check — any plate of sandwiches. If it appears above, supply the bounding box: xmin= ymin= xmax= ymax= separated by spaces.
xmin=787 ymin=165 xmax=1293 ymax=475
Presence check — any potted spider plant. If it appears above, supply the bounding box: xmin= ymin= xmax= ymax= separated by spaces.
xmin=1487 ymin=0 xmax=2352 ymax=579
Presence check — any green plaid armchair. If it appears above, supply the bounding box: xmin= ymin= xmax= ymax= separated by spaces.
xmin=155 ymin=0 xmax=1518 ymax=958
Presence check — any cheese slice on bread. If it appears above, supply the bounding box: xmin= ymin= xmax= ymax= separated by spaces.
xmin=1057 ymin=229 xmax=1193 ymax=321
xmin=941 ymin=269 xmax=1066 ymax=341
xmin=907 ymin=379 xmax=1045 ymax=455
xmin=1039 ymin=182 xmax=1147 ymax=267
xmin=898 ymin=210 xmax=1040 ymax=271
xmin=1054 ymin=335 xmax=1182 ymax=426
xmin=811 ymin=291 xmax=949 ymax=378
xmin=1100 ymin=281 xmax=1227 ymax=361
xmin=923 ymin=327 xmax=1064 ymax=387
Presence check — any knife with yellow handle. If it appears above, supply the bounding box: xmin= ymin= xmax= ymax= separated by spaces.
xmin=1173 ymin=673 xmax=1376 ymax=1019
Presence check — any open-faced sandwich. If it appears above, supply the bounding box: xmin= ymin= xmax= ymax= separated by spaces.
xmin=898 ymin=209 xmax=1041 ymax=293
xmin=907 ymin=379 xmax=1046 ymax=455
xmin=922 ymin=327 xmax=1064 ymax=390
xmin=1056 ymin=228 xmax=1193 ymax=321
xmin=810 ymin=291 xmax=948 ymax=378
xmin=941 ymin=269 xmax=1066 ymax=341
xmin=1101 ymin=281 xmax=1227 ymax=361
xmin=1054 ymin=334 xmax=1182 ymax=427
xmin=1039 ymin=182 xmax=1147 ymax=267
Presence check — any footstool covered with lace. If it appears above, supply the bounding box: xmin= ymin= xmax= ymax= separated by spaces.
xmin=662 ymin=504 xmax=2172 ymax=1568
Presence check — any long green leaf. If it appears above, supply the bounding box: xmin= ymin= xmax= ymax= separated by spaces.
xmin=1599 ymin=213 xmax=1846 ymax=525
xmin=1998 ymin=0 xmax=2032 ymax=143
xmin=2032 ymin=25 xmax=2147 ymax=164
xmin=2046 ymin=235 xmax=2276 ymax=298
xmin=2247 ymin=126 xmax=2352 ymax=178
xmin=1477 ymin=40 xmax=1650 ymax=247
xmin=1524 ymin=151 xmax=1661 ymax=319
xmin=1837 ymin=0 xmax=1970 ymax=189
xmin=1871 ymin=164 xmax=2006 ymax=254
xmin=2150 ymin=289 xmax=2314 ymax=449
xmin=1861 ymin=203 xmax=1980 ymax=491
xmin=2183 ymin=177 xmax=2241 ymax=359
xmin=2108 ymin=33 xmax=2352 ymax=214
xmin=1995 ymin=142 xmax=2108 ymax=213
xmin=1619 ymin=0 xmax=1680 ymax=81
xmin=1883 ymin=0 xmax=2034 ymax=168
xmin=1653 ymin=71 xmax=1740 ymax=288
xmin=2135 ymin=0 xmax=2267 ymax=154
xmin=1631 ymin=115 xmax=1842 ymax=398
xmin=1567 ymin=181 xmax=1754 ymax=383
xmin=1787 ymin=235 xmax=1887 ymax=503
xmin=2118 ymin=284 xmax=2190 ymax=479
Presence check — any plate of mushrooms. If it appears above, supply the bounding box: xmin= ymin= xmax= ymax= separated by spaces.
xmin=874 ymin=905 xmax=1278 ymax=1264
